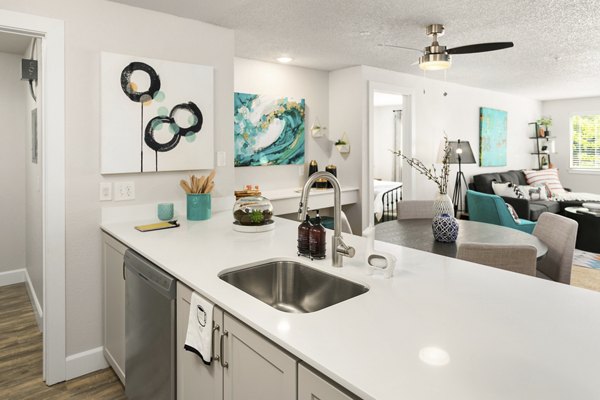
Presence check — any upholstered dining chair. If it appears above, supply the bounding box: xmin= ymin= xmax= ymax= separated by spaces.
xmin=466 ymin=190 xmax=537 ymax=234
xmin=397 ymin=200 xmax=435 ymax=220
xmin=533 ymin=213 xmax=578 ymax=284
xmin=457 ymin=243 xmax=538 ymax=277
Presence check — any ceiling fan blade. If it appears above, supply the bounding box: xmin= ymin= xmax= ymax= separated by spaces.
xmin=447 ymin=42 xmax=513 ymax=55
xmin=378 ymin=43 xmax=424 ymax=54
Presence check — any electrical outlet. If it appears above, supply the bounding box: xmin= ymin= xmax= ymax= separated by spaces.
xmin=217 ymin=151 xmax=226 ymax=167
xmin=114 ymin=181 xmax=135 ymax=201
xmin=99 ymin=182 xmax=112 ymax=201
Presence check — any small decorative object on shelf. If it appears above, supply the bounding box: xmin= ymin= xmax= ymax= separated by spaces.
xmin=393 ymin=134 xmax=453 ymax=217
xmin=335 ymin=132 xmax=350 ymax=154
xmin=432 ymin=213 xmax=459 ymax=243
xmin=537 ymin=116 xmax=552 ymax=136
xmin=232 ymin=196 xmax=275 ymax=232
xmin=325 ymin=164 xmax=337 ymax=188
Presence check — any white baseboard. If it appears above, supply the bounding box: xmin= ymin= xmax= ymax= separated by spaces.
xmin=24 ymin=269 xmax=43 ymax=332
xmin=65 ymin=346 xmax=109 ymax=380
xmin=0 ymin=268 xmax=25 ymax=286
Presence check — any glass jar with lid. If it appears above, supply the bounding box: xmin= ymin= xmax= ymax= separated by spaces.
xmin=232 ymin=196 xmax=274 ymax=230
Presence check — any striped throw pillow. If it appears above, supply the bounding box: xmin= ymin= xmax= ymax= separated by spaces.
xmin=523 ymin=169 xmax=565 ymax=195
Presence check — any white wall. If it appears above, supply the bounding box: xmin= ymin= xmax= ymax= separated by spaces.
xmin=328 ymin=67 xmax=364 ymax=233
xmin=373 ymin=105 xmax=401 ymax=181
xmin=0 ymin=0 xmax=235 ymax=359
xmin=542 ymin=96 xmax=600 ymax=191
xmin=329 ymin=65 xmax=542 ymax=231
xmin=24 ymin=39 xmax=43 ymax=308
xmin=0 ymin=51 xmax=26 ymax=274
xmin=233 ymin=57 xmax=329 ymax=190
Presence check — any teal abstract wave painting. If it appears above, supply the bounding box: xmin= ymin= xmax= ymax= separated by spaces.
xmin=479 ymin=107 xmax=507 ymax=167
xmin=234 ymin=92 xmax=305 ymax=167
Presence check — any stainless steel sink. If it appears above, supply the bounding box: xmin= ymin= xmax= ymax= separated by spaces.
xmin=219 ymin=260 xmax=369 ymax=313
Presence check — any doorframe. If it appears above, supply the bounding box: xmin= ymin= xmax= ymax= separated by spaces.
xmin=0 ymin=10 xmax=66 ymax=385
xmin=365 ymin=81 xmax=417 ymax=228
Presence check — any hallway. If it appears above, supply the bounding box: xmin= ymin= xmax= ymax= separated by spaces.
xmin=0 ymin=283 xmax=126 ymax=399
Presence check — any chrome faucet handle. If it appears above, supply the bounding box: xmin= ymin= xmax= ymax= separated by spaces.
xmin=336 ymin=237 xmax=356 ymax=258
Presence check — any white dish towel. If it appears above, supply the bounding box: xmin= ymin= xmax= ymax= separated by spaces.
xmin=184 ymin=292 xmax=214 ymax=365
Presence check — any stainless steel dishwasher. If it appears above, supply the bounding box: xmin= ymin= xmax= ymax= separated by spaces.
xmin=124 ymin=249 xmax=176 ymax=400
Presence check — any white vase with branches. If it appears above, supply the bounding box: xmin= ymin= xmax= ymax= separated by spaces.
xmin=393 ymin=135 xmax=454 ymax=217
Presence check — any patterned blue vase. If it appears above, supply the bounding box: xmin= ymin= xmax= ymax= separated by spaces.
xmin=432 ymin=213 xmax=459 ymax=243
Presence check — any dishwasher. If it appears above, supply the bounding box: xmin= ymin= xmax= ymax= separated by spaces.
xmin=124 ymin=249 xmax=176 ymax=400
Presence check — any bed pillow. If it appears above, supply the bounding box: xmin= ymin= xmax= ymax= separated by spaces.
xmin=492 ymin=181 xmax=525 ymax=199
xmin=523 ymin=169 xmax=565 ymax=195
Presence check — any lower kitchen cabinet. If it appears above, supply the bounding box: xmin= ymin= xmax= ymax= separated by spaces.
xmin=177 ymin=283 xmax=296 ymax=400
xmin=177 ymin=282 xmax=223 ymax=400
xmin=298 ymin=364 xmax=356 ymax=400
xmin=102 ymin=233 xmax=127 ymax=385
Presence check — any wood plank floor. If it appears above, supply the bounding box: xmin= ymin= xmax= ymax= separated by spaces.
xmin=0 ymin=283 xmax=126 ymax=399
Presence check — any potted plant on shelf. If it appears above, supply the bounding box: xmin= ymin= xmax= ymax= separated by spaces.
xmin=537 ymin=116 xmax=552 ymax=137
xmin=334 ymin=134 xmax=350 ymax=154
xmin=392 ymin=135 xmax=453 ymax=217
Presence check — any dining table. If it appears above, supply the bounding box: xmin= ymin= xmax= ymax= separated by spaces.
xmin=375 ymin=219 xmax=548 ymax=259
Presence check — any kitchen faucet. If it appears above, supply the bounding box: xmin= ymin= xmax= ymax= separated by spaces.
xmin=298 ymin=171 xmax=355 ymax=267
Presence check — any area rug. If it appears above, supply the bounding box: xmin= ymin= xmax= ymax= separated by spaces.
xmin=571 ymin=266 xmax=600 ymax=292
xmin=573 ymin=249 xmax=600 ymax=270
xmin=571 ymin=249 xmax=600 ymax=292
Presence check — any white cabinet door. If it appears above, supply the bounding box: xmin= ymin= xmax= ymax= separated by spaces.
xmin=223 ymin=313 xmax=296 ymax=400
xmin=298 ymin=364 xmax=356 ymax=400
xmin=102 ymin=233 xmax=127 ymax=384
xmin=177 ymin=282 xmax=223 ymax=400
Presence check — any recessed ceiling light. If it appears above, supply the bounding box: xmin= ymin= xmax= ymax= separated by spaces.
xmin=419 ymin=346 xmax=450 ymax=366
xmin=359 ymin=31 xmax=371 ymax=36
xmin=276 ymin=56 xmax=293 ymax=63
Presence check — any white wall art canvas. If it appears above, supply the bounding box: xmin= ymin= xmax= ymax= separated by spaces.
xmin=101 ymin=52 xmax=214 ymax=174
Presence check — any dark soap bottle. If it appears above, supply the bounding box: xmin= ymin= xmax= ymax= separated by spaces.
xmin=297 ymin=215 xmax=312 ymax=257
xmin=309 ymin=211 xmax=326 ymax=260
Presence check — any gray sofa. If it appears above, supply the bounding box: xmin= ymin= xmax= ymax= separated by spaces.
xmin=469 ymin=170 xmax=562 ymax=221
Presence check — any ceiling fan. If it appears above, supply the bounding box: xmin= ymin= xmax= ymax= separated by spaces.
xmin=380 ymin=24 xmax=514 ymax=71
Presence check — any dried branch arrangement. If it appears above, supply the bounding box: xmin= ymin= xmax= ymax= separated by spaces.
xmin=392 ymin=135 xmax=451 ymax=194
xmin=180 ymin=170 xmax=216 ymax=194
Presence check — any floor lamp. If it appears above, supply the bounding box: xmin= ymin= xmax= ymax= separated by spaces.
xmin=448 ymin=140 xmax=476 ymax=216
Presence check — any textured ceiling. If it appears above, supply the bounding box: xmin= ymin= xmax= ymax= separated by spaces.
xmin=0 ymin=31 xmax=31 ymax=55
xmin=112 ymin=0 xmax=600 ymax=100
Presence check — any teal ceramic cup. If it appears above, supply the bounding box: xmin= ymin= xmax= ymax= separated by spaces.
xmin=187 ymin=193 xmax=211 ymax=221
xmin=157 ymin=203 xmax=174 ymax=221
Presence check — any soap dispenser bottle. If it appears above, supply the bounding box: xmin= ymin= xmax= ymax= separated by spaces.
xmin=297 ymin=214 xmax=312 ymax=257
xmin=309 ymin=210 xmax=326 ymax=260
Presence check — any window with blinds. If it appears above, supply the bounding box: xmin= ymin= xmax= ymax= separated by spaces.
xmin=570 ymin=115 xmax=600 ymax=169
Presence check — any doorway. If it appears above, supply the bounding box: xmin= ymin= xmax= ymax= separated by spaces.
xmin=366 ymin=82 xmax=416 ymax=227
xmin=0 ymin=10 xmax=65 ymax=385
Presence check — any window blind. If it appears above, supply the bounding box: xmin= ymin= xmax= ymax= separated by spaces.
xmin=571 ymin=115 xmax=600 ymax=169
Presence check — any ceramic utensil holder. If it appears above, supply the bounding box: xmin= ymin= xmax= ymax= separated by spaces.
xmin=187 ymin=193 xmax=211 ymax=221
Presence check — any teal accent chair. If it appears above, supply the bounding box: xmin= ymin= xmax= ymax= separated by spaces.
xmin=466 ymin=190 xmax=537 ymax=234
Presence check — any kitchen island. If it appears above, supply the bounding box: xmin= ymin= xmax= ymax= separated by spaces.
xmin=102 ymin=211 xmax=600 ymax=400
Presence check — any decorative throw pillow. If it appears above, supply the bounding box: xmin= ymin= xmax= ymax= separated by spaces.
xmin=523 ymin=169 xmax=565 ymax=195
xmin=506 ymin=203 xmax=521 ymax=224
xmin=517 ymin=185 xmax=549 ymax=201
xmin=492 ymin=181 xmax=525 ymax=199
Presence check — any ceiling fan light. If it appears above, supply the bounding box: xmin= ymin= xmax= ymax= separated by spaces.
xmin=419 ymin=53 xmax=451 ymax=71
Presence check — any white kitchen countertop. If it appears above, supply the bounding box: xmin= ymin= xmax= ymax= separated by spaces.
xmin=101 ymin=211 xmax=600 ymax=400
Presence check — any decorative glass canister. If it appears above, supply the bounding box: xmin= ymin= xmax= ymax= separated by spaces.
xmin=232 ymin=196 xmax=275 ymax=232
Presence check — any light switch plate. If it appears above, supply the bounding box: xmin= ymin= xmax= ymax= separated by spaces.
xmin=99 ymin=182 xmax=112 ymax=201
xmin=114 ymin=181 xmax=135 ymax=201
xmin=217 ymin=151 xmax=226 ymax=167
